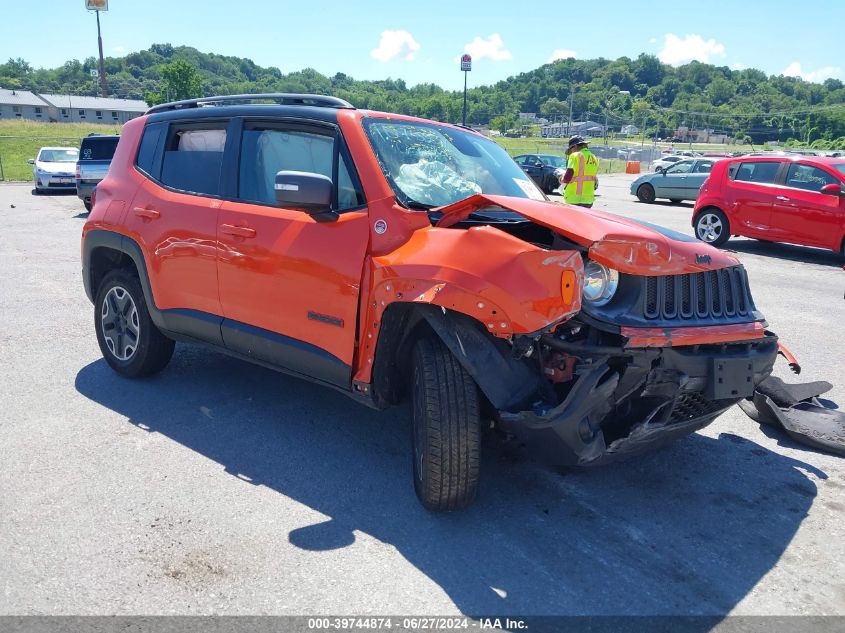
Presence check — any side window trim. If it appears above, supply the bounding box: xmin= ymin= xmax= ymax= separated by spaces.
xmin=232 ymin=117 xmax=366 ymax=212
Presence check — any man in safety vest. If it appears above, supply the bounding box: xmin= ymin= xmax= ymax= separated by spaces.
xmin=559 ymin=135 xmax=599 ymax=208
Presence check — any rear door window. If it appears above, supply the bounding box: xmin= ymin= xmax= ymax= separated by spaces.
xmin=731 ymin=161 xmax=781 ymax=184
xmin=159 ymin=124 xmax=228 ymax=197
xmin=784 ymin=164 xmax=838 ymax=192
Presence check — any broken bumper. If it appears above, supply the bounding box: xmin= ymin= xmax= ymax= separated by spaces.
xmin=499 ymin=338 xmax=778 ymax=466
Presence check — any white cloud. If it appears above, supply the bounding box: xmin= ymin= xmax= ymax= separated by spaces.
xmin=648 ymin=37 xmax=657 ymax=44
xmin=783 ymin=61 xmax=843 ymax=83
xmin=658 ymin=33 xmax=726 ymax=65
xmin=370 ymin=30 xmax=420 ymax=62
xmin=548 ymin=49 xmax=577 ymax=63
xmin=461 ymin=34 xmax=512 ymax=62
xmin=112 ymin=45 xmax=125 ymax=54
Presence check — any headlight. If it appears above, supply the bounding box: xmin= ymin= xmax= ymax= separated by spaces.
xmin=582 ymin=260 xmax=619 ymax=306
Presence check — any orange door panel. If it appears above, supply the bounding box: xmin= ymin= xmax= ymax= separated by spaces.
xmin=216 ymin=201 xmax=369 ymax=369
xmin=126 ymin=179 xmax=222 ymax=316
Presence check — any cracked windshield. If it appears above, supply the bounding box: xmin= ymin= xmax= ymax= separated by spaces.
xmin=364 ymin=120 xmax=545 ymax=207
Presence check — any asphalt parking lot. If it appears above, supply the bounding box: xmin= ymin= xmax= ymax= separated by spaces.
xmin=0 ymin=176 xmax=843 ymax=617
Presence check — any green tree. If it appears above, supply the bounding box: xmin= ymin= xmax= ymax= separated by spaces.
xmin=146 ymin=59 xmax=203 ymax=105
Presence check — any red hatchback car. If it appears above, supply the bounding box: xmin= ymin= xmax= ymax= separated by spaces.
xmin=693 ymin=155 xmax=845 ymax=255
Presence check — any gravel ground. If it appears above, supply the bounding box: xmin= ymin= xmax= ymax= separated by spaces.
xmin=0 ymin=179 xmax=842 ymax=617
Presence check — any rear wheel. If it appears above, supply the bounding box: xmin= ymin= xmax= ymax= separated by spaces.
xmin=411 ymin=335 xmax=481 ymax=511
xmin=636 ymin=183 xmax=656 ymax=203
xmin=695 ymin=209 xmax=730 ymax=247
xmin=94 ymin=269 xmax=174 ymax=378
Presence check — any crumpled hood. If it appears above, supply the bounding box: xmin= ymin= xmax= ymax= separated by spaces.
xmin=435 ymin=194 xmax=739 ymax=275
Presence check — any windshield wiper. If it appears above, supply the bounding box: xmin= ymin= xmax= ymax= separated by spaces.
xmin=403 ymin=199 xmax=434 ymax=210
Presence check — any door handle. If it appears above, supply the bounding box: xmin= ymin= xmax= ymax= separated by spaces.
xmin=133 ymin=207 xmax=160 ymax=220
xmin=220 ymin=224 xmax=257 ymax=239
xmin=776 ymin=196 xmax=790 ymax=202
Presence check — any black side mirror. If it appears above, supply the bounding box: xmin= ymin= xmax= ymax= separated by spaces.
xmin=820 ymin=183 xmax=844 ymax=197
xmin=274 ymin=171 xmax=337 ymax=222
xmin=27 ymin=159 xmax=35 ymax=165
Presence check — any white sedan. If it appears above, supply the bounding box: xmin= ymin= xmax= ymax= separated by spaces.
xmin=28 ymin=147 xmax=79 ymax=193
xmin=650 ymin=155 xmax=684 ymax=172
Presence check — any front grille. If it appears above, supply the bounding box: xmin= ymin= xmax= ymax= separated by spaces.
xmin=669 ymin=392 xmax=734 ymax=423
xmin=643 ymin=266 xmax=754 ymax=321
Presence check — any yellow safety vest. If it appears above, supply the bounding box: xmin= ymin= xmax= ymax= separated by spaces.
xmin=564 ymin=148 xmax=599 ymax=204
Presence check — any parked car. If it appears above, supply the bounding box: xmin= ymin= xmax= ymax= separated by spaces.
xmin=82 ymin=93 xmax=778 ymax=510
xmin=632 ymin=158 xmax=717 ymax=203
xmin=512 ymin=153 xmax=567 ymax=194
xmin=693 ymin=155 xmax=845 ymax=254
xmin=650 ymin=155 xmax=684 ymax=172
xmin=28 ymin=147 xmax=79 ymax=193
xmin=76 ymin=134 xmax=120 ymax=211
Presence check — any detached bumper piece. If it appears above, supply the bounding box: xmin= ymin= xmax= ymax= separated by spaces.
xmin=500 ymin=338 xmax=778 ymax=466
xmin=739 ymin=376 xmax=845 ymax=457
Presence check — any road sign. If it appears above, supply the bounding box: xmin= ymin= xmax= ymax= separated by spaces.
xmin=460 ymin=54 xmax=472 ymax=72
xmin=85 ymin=0 xmax=108 ymax=10
xmin=90 ymin=69 xmax=99 ymax=77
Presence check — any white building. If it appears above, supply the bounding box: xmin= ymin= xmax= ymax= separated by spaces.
xmin=38 ymin=94 xmax=147 ymax=123
xmin=0 ymin=88 xmax=147 ymax=123
xmin=0 ymin=88 xmax=50 ymax=121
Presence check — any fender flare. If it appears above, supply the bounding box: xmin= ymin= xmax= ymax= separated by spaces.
xmin=416 ymin=305 xmax=540 ymax=411
xmin=82 ymin=229 xmax=164 ymax=330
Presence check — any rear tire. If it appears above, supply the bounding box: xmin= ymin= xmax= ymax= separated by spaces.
xmin=94 ymin=269 xmax=174 ymax=378
xmin=694 ymin=208 xmax=730 ymax=247
xmin=84 ymin=199 xmax=92 ymax=212
xmin=636 ymin=183 xmax=656 ymax=203
xmin=411 ymin=335 xmax=481 ymax=511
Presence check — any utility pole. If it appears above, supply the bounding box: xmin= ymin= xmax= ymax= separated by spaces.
xmin=86 ymin=1 xmax=110 ymax=97
xmin=95 ymin=8 xmax=108 ymax=97
xmin=460 ymin=54 xmax=472 ymax=126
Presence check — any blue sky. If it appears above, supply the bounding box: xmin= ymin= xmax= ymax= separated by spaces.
xmin=2 ymin=0 xmax=844 ymax=92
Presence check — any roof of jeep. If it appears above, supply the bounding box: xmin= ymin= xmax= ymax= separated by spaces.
xmin=147 ymin=103 xmax=344 ymax=125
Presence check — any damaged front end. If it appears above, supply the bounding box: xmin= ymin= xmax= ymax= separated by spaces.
xmin=500 ymin=330 xmax=777 ymax=466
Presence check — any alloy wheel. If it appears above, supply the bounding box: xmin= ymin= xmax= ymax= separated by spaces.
xmin=696 ymin=213 xmax=723 ymax=243
xmin=100 ymin=286 xmax=140 ymax=361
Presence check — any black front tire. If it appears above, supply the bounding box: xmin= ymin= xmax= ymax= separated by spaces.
xmin=411 ymin=335 xmax=481 ymax=511
xmin=636 ymin=183 xmax=656 ymax=203
xmin=94 ymin=269 xmax=174 ymax=378
xmin=669 ymin=198 xmax=683 ymax=204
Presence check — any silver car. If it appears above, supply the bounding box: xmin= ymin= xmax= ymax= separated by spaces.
xmin=28 ymin=147 xmax=79 ymax=193
xmin=630 ymin=158 xmax=717 ymax=204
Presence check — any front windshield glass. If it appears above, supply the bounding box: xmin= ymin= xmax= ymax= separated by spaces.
xmin=364 ymin=119 xmax=545 ymax=207
xmin=39 ymin=149 xmax=79 ymax=162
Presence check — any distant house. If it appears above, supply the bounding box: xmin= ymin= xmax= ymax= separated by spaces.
xmin=0 ymin=87 xmax=147 ymax=123
xmin=38 ymin=94 xmax=147 ymax=124
xmin=0 ymin=88 xmax=50 ymax=121
xmin=621 ymin=124 xmax=639 ymax=135
xmin=541 ymin=120 xmax=605 ymax=138
xmin=674 ymin=126 xmax=731 ymax=144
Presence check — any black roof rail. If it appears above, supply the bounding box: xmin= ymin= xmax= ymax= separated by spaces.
xmin=145 ymin=93 xmax=355 ymax=115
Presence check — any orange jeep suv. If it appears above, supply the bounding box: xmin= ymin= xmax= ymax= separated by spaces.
xmin=82 ymin=94 xmax=778 ymax=510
